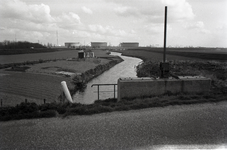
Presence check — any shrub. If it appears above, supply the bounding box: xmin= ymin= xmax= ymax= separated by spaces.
xmin=39 ymin=110 xmax=57 ymax=118
xmin=15 ymin=102 xmax=39 ymax=114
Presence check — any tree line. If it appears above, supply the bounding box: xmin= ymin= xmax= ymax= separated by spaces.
xmin=0 ymin=40 xmax=50 ymax=49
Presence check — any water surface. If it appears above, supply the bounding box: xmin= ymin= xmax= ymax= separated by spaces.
xmin=73 ymin=52 xmax=142 ymax=104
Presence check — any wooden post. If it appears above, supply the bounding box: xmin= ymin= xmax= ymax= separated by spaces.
xmin=97 ymin=85 xmax=99 ymax=100
xmin=1 ymin=99 xmax=2 ymax=107
xmin=113 ymin=85 xmax=115 ymax=99
xmin=44 ymin=99 xmax=46 ymax=104
xmin=25 ymin=99 xmax=27 ymax=103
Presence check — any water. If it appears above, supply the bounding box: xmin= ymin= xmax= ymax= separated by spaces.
xmin=72 ymin=52 xmax=142 ymax=104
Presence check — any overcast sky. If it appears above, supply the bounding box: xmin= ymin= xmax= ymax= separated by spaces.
xmin=0 ymin=0 xmax=226 ymax=47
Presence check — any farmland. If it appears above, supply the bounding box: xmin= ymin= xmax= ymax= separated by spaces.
xmin=117 ymin=47 xmax=227 ymax=61
xmin=0 ymin=49 xmax=114 ymax=64
xmin=0 ymin=49 xmax=119 ymax=106
xmin=0 ymin=47 xmax=226 ymax=107
xmin=0 ymin=71 xmax=72 ymax=105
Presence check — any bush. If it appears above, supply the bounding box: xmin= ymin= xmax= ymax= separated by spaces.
xmin=15 ymin=102 xmax=39 ymax=114
xmin=39 ymin=110 xmax=57 ymax=118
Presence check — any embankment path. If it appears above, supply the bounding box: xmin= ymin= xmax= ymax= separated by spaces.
xmin=0 ymin=101 xmax=227 ymax=149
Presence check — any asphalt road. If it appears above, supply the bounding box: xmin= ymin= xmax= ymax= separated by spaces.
xmin=1 ymin=101 xmax=227 ymax=150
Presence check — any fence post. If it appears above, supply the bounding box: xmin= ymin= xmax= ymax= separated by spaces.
xmin=25 ymin=99 xmax=27 ymax=103
xmin=97 ymin=85 xmax=99 ymax=100
xmin=114 ymin=85 xmax=116 ymax=99
xmin=1 ymin=99 xmax=2 ymax=107
xmin=44 ymin=99 xmax=46 ymax=104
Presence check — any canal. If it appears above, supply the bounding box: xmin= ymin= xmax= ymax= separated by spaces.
xmin=72 ymin=52 xmax=142 ymax=104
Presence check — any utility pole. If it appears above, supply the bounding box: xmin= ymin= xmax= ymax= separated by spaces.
xmin=160 ymin=6 xmax=170 ymax=78
xmin=163 ymin=6 xmax=167 ymax=63
xmin=56 ymin=31 xmax=58 ymax=46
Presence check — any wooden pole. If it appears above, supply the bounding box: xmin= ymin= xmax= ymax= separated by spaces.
xmin=114 ymin=85 xmax=116 ymax=99
xmin=97 ymin=85 xmax=99 ymax=100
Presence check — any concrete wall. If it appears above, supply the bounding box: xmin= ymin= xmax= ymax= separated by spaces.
xmin=118 ymin=76 xmax=211 ymax=101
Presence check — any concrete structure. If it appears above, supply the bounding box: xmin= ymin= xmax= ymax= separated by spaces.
xmin=91 ymin=42 xmax=107 ymax=49
xmin=78 ymin=50 xmax=85 ymax=58
xmin=117 ymin=76 xmax=211 ymax=101
xmin=65 ymin=42 xmax=80 ymax=48
xmin=78 ymin=50 xmax=94 ymax=58
xmin=120 ymin=42 xmax=139 ymax=49
xmin=84 ymin=50 xmax=94 ymax=58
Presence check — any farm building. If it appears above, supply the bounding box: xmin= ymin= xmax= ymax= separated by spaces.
xmin=65 ymin=42 xmax=80 ymax=48
xmin=91 ymin=42 xmax=107 ymax=49
xmin=78 ymin=50 xmax=94 ymax=58
xmin=120 ymin=42 xmax=139 ymax=49
xmin=78 ymin=50 xmax=85 ymax=58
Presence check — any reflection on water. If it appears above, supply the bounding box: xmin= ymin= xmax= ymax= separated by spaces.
xmin=72 ymin=52 xmax=142 ymax=104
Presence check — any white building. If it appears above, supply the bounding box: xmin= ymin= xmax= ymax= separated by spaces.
xmin=120 ymin=42 xmax=139 ymax=49
xmin=65 ymin=42 xmax=80 ymax=48
xmin=91 ymin=42 xmax=107 ymax=49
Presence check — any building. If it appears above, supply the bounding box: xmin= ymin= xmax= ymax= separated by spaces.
xmin=78 ymin=50 xmax=85 ymax=58
xmin=65 ymin=42 xmax=80 ymax=48
xmin=120 ymin=42 xmax=139 ymax=49
xmin=78 ymin=50 xmax=94 ymax=59
xmin=91 ymin=42 xmax=107 ymax=49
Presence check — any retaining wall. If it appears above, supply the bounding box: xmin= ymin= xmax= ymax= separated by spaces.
xmin=118 ymin=76 xmax=211 ymax=101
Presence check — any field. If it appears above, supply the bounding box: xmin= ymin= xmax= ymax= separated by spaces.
xmin=27 ymin=58 xmax=110 ymax=75
xmin=117 ymin=47 xmax=227 ymax=61
xmin=0 ymin=49 xmax=113 ymax=64
xmin=0 ymin=71 xmax=72 ymax=105
xmin=0 ymin=48 xmax=59 ymax=55
xmin=0 ymin=47 xmax=226 ymax=107
xmin=0 ymin=49 xmax=116 ymax=106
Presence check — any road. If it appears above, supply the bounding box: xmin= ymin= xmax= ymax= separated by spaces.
xmin=0 ymin=101 xmax=227 ymax=150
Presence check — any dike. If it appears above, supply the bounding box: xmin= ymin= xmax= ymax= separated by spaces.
xmin=70 ymin=56 xmax=124 ymax=94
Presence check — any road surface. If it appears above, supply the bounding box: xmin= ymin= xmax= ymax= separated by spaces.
xmin=0 ymin=101 xmax=227 ymax=150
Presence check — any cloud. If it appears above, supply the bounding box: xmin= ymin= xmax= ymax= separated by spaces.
xmin=0 ymin=0 xmax=82 ymax=33
xmin=0 ymin=0 xmax=54 ymax=23
xmin=185 ymin=21 xmax=210 ymax=34
xmin=114 ymin=6 xmax=139 ymax=17
xmin=88 ymin=24 xmax=128 ymax=37
xmin=55 ymin=12 xmax=82 ymax=29
xmin=112 ymin=0 xmax=195 ymax=23
xmin=161 ymin=0 xmax=195 ymax=21
xmin=82 ymin=6 xmax=93 ymax=14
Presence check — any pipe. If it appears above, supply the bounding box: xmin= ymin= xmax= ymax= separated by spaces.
xmin=61 ymin=81 xmax=73 ymax=103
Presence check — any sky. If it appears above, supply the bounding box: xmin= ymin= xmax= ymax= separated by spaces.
xmin=0 ymin=0 xmax=226 ymax=47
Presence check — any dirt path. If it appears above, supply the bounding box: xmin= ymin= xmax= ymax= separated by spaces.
xmin=1 ymin=101 xmax=227 ymax=150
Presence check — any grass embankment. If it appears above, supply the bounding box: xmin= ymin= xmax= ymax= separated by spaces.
xmin=69 ymin=56 xmax=123 ymax=94
xmin=0 ymin=49 xmax=122 ymax=106
xmin=1 ymin=58 xmax=226 ymax=121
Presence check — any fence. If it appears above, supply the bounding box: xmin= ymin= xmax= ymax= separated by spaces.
xmin=91 ymin=84 xmax=117 ymax=100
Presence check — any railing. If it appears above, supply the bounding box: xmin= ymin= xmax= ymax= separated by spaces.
xmin=91 ymin=84 xmax=117 ymax=100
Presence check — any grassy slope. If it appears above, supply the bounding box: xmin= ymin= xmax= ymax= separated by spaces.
xmin=0 ymin=72 xmax=72 ymax=105
xmin=0 ymin=49 xmax=118 ymax=106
